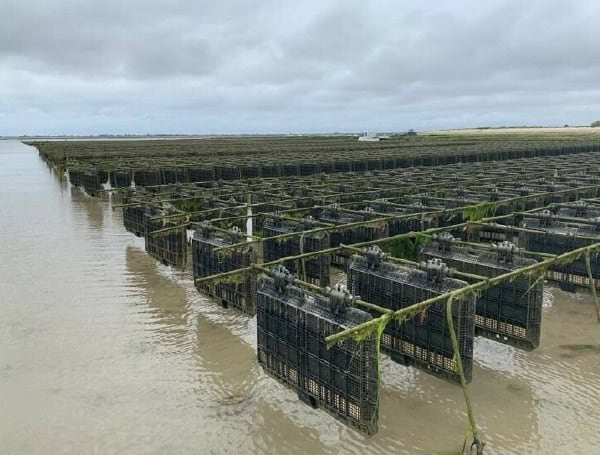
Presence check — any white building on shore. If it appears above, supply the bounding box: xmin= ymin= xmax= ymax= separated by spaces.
xmin=358 ymin=131 xmax=388 ymax=142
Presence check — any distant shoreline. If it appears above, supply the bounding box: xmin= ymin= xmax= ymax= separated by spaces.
xmin=3 ymin=126 xmax=599 ymax=141
xmin=428 ymin=126 xmax=598 ymax=135
xmin=1 ymin=133 xmax=363 ymax=141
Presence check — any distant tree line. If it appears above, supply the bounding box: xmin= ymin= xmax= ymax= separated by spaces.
xmin=592 ymin=120 xmax=600 ymax=128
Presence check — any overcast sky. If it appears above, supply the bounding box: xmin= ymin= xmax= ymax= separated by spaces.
xmin=1 ymin=1 xmax=599 ymax=135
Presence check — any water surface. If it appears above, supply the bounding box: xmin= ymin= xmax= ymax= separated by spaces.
xmin=1 ymin=140 xmax=599 ymax=454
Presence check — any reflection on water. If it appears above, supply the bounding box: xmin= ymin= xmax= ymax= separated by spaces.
xmin=70 ymin=186 xmax=105 ymax=231
xmin=1 ymin=140 xmax=599 ymax=454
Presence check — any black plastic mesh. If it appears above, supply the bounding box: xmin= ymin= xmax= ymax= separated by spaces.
xmin=192 ymin=227 xmax=257 ymax=314
xmin=123 ymin=205 xmax=147 ymax=237
xmin=263 ymin=218 xmax=331 ymax=287
xmin=421 ymin=241 xmax=542 ymax=350
xmin=348 ymin=255 xmax=475 ymax=384
xmin=257 ymin=276 xmax=379 ymax=435
xmin=143 ymin=209 xmax=188 ymax=269
xmin=521 ymin=216 xmax=600 ymax=291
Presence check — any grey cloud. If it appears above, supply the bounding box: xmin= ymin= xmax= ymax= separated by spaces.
xmin=1 ymin=0 xmax=600 ymax=135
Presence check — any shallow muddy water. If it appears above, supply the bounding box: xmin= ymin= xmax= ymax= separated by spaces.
xmin=1 ymin=140 xmax=599 ymax=454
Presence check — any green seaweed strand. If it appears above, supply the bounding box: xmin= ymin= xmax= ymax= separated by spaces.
xmin=584 ymin=252 xmax=600 ymax=323
xmin=463 ymin=202 xmax=497 ymax=222
xmin=446 ymin=295 xmax=485 ymax=455
xmin=299 ymin=232 xmax=306 ymax=282
xmin=371 ymin=316 xmax=388 ymax=431
xmin=387 ymin=232 xmax=431 ymax=261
